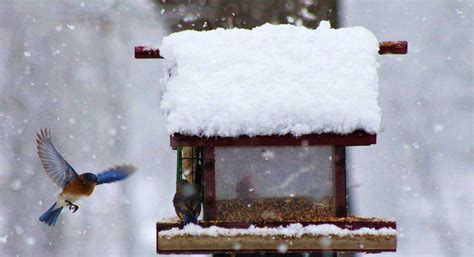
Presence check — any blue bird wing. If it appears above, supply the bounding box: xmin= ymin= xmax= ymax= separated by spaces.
xmin=96 ymin=164 xmax=136 ymax=185
xmin=36 ymin=128 xmax=78 ymax=188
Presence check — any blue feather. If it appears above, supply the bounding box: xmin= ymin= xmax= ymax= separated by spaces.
xmin=173 ymin=180 xmax=201 ymax=225
xmin=97 ymin=165 xmax=136 ymax=184
xmin=184 ymin=215 xmax=198 ymax=225
xmin=39 ymin=203 xmax=63 ymax=227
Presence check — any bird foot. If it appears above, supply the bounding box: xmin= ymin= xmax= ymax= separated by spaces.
xmin=65 ymin=200 xmax=79 ymax=213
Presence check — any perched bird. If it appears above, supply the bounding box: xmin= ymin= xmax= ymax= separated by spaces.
xmin=36 ymin=128 xmax=136 ymax=226
xmin=173 ymin=179 xmax=201 ymax=224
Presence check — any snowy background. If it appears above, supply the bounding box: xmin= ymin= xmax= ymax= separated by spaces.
xmin=0 ymin=0 xmax=471 ymax=257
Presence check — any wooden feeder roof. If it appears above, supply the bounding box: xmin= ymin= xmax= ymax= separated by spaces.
xmin=136 ymin=22 xmax=407 ymax=146
xmin=163 ymin=22 xmax=382 ymax=137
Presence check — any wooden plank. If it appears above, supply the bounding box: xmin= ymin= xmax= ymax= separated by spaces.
xmin=334 ymin=146 xmax=347 ymax=217
xmin=157 ymin=234 xmax=396 ymax=253
xmin=203 ymin=147 xmax=216 ymax=220
xmin=170 ymin=131 xmax=376 ymax=149
xmin=157 ymin=218 xmax=397 ymax=254
xmin=156 ymin=222 xmax=161 ymax=254
xmin=157 ymin=218 xmax=396 ymax=231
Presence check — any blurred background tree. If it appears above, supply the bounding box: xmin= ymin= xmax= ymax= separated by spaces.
xmin=153 ymin=0 xmax=338 ymax=31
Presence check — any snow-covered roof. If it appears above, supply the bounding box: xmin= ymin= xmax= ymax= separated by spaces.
xmin=160 ymin=21 xmax=380 ymax=137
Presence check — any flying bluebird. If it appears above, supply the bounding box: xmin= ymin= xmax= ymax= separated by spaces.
xmin=173 ymin=179 xmax=201 ymax=225
xmin=36 ymin=128 xmax=136 ymax=226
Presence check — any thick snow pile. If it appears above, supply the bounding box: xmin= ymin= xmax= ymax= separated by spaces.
xmin=160 ymin=21 xmax=380 ymax=137
xmin=159 ymin=223 xmax=396 ymax=238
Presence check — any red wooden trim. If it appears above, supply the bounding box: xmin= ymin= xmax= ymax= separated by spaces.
xmin=157 ymin=219 xmax=396 ymax=231
xmin=134 ymin=46 xmax=163 ymax=59
xmin=379 ymin=41 xmax=407 ymax=54
xmin=334 ymin=146 xmax=347 ymax=217
xmin=156 ymin=222 xmax=160 ymax=254
xmin=170 ymin=131 xmax=376 ymax=149
xmin=136 ymin=41 xmax=407 ymax=59
xmin=157 ymin=249 xmax=392 ymax=254
xmin=203 ymin=147 xmax=216 ymax=220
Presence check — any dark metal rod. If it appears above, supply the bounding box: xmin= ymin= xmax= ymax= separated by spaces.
xmin=135 ymin=41 xmax=407 ymax=59
xmin=134 ymin=46 xmax=163 ymax=59
xmin=379 ymin=41 xmax=408 ymax=54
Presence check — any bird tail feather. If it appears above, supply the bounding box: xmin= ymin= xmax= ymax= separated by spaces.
xmin=39 ymin=203 xmax=63 ymax=226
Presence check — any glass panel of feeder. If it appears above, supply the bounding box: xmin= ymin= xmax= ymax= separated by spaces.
xmin=215 ymin=146 xmax=335 ymax=222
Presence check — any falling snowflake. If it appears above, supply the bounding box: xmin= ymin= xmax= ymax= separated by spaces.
xmin=277 ymin=243 xmax=288 ymax=253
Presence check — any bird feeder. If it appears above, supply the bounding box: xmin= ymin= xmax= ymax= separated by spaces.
xmin=136 ymin=23 xmax=407 ymax=254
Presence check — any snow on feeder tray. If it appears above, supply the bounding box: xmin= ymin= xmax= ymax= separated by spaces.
xmin=135 ymin=21 xmax=407 ymax=254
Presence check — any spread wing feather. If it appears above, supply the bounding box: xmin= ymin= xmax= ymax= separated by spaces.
xmin=96 ymin=164 xmax=136 ymax=184
xmin=36 ymin=128 xmax=78 ymax=188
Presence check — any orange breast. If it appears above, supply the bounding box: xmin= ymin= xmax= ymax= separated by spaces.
xmin=62 ymin=178 xmax=96 ymax=197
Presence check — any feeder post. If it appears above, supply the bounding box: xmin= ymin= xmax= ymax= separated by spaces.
xmin=334 ymin=147 xmax=347 ymax=217
xmin=203 ymin=146 xmax=216 ymax=220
